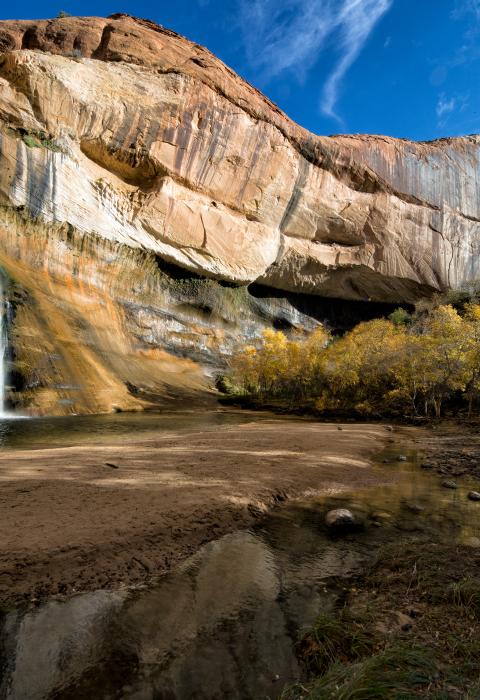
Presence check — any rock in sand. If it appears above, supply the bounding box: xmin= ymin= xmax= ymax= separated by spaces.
xmin=441 ymin=480 xmax=458 ymax=489
xmin=325 ymin=508 xmax=358 ymax=532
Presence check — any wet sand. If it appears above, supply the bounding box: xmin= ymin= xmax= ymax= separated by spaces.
xmin=0 ymin=418 xmax=395 ymax=606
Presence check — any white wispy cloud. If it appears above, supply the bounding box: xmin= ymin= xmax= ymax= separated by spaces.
xmin=436 ymin=94 xmax=456 ymax=118
xmin=322 ymin=1 xmax=392 ymax=121
xmin=239 ymin=0 xmax=392 ymax=123
xmin=451 ymin=0 xmax=480 ymax=66
xmin=468 ymin=0 xmax=480 ymax=16
xmin=435 ymin=92 xmax=470 ymax=129
xmin=452 ymin=0 xmax=480 ymax=20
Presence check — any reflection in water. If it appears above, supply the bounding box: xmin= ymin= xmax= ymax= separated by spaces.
xmin=0 ymin=591 xmax=127 ymax=700
xmin=1 ymin=448 xmax=480 ymax=699
xmin=0 ymin=510 xmax=368 ymax=699
xmin=0 ymin=410 xmax=266 ymax=450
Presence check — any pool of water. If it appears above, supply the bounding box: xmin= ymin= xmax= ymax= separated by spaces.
xmin=0 ymin=409 xmax=269 ymax=450
xmin=1 ymin=443 xmax=480 ymax=699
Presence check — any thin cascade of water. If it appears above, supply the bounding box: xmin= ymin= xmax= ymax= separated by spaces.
xmin=0 ymin=275 xmax=9 ymax=417
xmin=0 ymin=277 xmax=5 ymax=415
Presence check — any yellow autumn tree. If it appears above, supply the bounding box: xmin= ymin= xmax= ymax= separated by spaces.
xmin=414 ymin=305 xmax=469 ymax=416
xmin=229 ymin=325 xmax=329 ymax=401
xmin=319 ymin=319 xmax=405 ymax=413
xmin=462 ymin=304 xmax=480 ymax=415
xmin=227 ymin=303 xmax=480 ymax=418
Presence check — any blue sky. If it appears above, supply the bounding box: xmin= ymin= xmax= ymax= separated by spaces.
xmin=2 ymin=0 xmax=479 ymax=141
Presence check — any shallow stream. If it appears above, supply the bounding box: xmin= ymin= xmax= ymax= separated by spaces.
xmin=0 ymin=410 xmax=266 ymax=450
xmin=1 ymin=425 xmax=480 ymax=699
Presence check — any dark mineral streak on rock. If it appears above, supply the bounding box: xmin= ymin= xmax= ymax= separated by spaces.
xmin=0 ymin=13 xmax=479 ymax=414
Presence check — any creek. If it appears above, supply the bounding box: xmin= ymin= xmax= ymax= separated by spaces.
xmin=1 ymin=431 xmax=480 ymax=699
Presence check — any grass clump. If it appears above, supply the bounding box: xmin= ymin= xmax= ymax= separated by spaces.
xmin=283 ymin=538 xmax=480 ymax=699
xmin=298 ymin=611 xmax=376 ymax=676
xmin=304 ymin=644 xmax=436 ymax=699
xmin=449 ymin=577 xmax=480 ymax=617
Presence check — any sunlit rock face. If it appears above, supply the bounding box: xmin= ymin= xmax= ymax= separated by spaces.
xmin=0 ymin=14 xmax=479 ymax=413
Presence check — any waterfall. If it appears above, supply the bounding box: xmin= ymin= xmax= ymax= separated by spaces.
xmin=0 ymin=275 xmax=9 ymax=417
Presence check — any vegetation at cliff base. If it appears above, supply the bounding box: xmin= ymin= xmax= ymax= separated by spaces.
xmin=225 ymin=300 xmax=480 ymax=418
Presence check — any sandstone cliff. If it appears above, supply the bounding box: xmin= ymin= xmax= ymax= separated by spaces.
xmin=0 ymin=14 xmax=479 ymax=414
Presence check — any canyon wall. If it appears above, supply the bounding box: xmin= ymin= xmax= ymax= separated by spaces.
xmin=0 ymin=14 xmax=479 ymax=414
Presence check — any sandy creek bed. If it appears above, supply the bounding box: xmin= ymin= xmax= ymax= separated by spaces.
xmin=0 ymin=411 xmax=396 ymax=606
xmin=2 ymin=412 xmax=480 ymax=698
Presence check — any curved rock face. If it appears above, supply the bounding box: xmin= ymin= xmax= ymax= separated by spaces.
xmin=0 ymin=14 xmax=479 ymax=413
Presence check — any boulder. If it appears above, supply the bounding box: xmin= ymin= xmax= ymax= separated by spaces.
xmin=325 ymin=508 xmax=358 ymax=532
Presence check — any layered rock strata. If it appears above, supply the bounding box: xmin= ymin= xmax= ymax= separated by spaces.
xmin=0 ymin=14 xmax=478 ymax=413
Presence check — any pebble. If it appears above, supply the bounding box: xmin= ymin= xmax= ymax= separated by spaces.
xmin=441 ymin=480 xmax=458 ymax=489
xmin=406 ymin=503 xmax=424 ymax=514
xmin=463 ymin=536 xmax=480 ymax=548
xmin=468 ymin=491 xmax=480 ymax=501
xmin=370 ymin=511 xmax=392 ymax=522
xmin=397 ymin=455 xmax=407 ymax=461
xmin=396 ymin=611 xmax=414 ymax=631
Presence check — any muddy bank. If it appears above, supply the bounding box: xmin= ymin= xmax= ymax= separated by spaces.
xmin=0 ymin=417 xmax=395 ymax=607
xmin=285 ymin=432 xmax=480 ymax=699
xmin=3 ymin=422 xmax=480 ymax=699
xmin=414 ymin=421 xmax=480 ymax=480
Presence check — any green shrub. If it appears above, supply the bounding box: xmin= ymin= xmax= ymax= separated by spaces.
xmin=22 ymin=134 xmax=40 ymax=149
xmin=21 ymin=131 xmax=63 ymax=153
xmin=388 ymin=308 xmax=411 ymax=326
